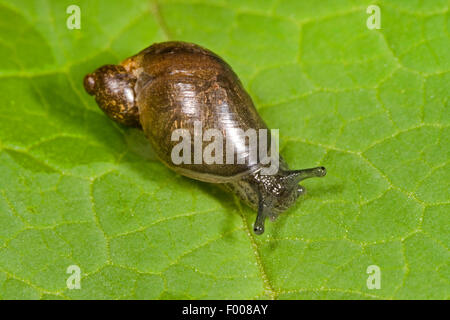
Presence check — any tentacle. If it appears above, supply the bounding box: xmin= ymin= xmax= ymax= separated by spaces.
xmin=285 ymin=166 xmax=326 ymax=186
xmin=254 ymin=196 xmax=271 ymax=235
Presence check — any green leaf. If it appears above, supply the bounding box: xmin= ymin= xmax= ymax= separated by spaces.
xmin=0 ymin=0 xmax=448 ymax=300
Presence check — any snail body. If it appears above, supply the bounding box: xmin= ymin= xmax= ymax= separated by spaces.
xmin=84 ymin=41 xmax=326 ymax=234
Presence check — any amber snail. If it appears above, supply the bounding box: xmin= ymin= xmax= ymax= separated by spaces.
xmin=84 ymin=41 xmax=326 ymax=235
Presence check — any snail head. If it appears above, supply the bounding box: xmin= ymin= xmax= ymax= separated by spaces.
xmin=253 ymin=166 xmax=327 ymax=235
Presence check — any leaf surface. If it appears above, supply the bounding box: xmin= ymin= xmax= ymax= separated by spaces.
xmin=0 ymin=0 xmax=448 ymax=299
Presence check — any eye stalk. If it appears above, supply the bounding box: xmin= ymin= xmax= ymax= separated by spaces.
xmin=287 ymin=166 xmax=327 ymax=184
xmin=254 ymin=199 xmax=269 ymax=235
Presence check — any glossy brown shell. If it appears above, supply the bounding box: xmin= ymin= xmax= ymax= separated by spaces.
xmin=126 ymin=42 xmax=268 ymax=183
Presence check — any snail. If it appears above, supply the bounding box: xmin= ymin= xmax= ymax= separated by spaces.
xmin=83 ymin=41 xmax=326 ymax=235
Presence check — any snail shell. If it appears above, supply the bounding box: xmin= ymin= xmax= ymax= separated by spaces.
xmin=84 ymin=41 xmax=326 ymax=234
